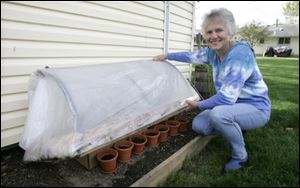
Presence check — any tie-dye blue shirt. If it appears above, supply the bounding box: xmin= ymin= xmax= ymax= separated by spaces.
xmin=167 ymin=41 xmax=271 ymax=114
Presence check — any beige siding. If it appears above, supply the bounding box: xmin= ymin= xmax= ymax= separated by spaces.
xmin=253 ymin=38 xmax=279 ymax=55
xmin=1 ymin=1 xmax=195 ymax=147
xmin=1 ymin=110 xmax=27 ymax=130
xmin=169 ymin=1 xmax=195 ymax=80
xmin=290 ymin=37 xmax=299 ymax=56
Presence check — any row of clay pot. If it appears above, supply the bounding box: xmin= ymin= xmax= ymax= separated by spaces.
xmin=96 ymin=116 xmax=189 ymax=173
xmin=150 ymin=117 xmax=189 ymax=136
xmin=96 ymin=134 xmax=148 ymax=174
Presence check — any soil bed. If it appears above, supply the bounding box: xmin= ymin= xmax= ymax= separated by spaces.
xmin=1 ymin=110 xmax=200 ymax=187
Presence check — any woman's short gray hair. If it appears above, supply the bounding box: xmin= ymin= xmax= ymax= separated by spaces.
xmin=201 ymin=8 xmax=238 ymax=37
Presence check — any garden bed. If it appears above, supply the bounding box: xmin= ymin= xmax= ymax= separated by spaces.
xmin=1 ymin=110 xmax=210 ymax=187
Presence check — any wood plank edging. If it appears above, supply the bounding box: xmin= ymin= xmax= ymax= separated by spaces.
xmin=130 ymin=135 xmax=213 ymax=187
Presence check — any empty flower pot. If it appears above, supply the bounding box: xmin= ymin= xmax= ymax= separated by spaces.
xmin=166 ymin=120 xmax=180 ymax=136
xmin=178 ymin=117 xmax=189 ymax=132
xmin=144 ymin=129 xmax=160 ymax=147
xmin=154 ymin=124 xmax=170 ymax=142
xmin=129 ymin=133 xmax=148 ymax=155
xmin=96 ymin=148 xmax=118 ymax=174
xmin=113 ymin=140 xmax=134 ymax=162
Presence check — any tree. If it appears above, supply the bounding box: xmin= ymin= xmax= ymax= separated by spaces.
xmin=283 ymin=1 xmax=299 ymax=24
xmin=238 ymin=21 xmax=270 ymax=47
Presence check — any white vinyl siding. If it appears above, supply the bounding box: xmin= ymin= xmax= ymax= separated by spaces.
xmin=1 ymin=1 xmax=195 ymax=148
xmin=169 ymin=1 xmax=195 ymax=79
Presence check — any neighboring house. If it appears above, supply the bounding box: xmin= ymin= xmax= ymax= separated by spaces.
xmin=253 ymin=24 xmax=299 ymax=56
xmin=195 ymin=24 xmax=299 ymax=57
xmin=1 ymin=1 xmax=196 ymax=148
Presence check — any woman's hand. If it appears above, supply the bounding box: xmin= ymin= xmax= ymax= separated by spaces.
xmin=152 ymin=54 xmax=167 ymax=61
xmin=185 ymin=100 xmax=198 ymax=111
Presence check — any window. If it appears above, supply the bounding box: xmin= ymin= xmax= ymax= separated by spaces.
xmin=278 ymin=38 xmax=284 ymax=44
xmin=278 ymin=37 xmax=291 ymax=44
xmin=259 ymin=38 xmax=265 ymax=44
xmin=285 ymin=38 xmax=290 ymax=44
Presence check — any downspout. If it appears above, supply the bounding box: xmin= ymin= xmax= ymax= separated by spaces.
xmin=163 ymin=1 xmax=170 ymax=55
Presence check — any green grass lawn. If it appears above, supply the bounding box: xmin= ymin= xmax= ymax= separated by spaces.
xmin=163 ymin=57 xmax=299 ymax=187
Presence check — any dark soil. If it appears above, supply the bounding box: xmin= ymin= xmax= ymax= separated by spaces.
xmin=1 ymin=110 xmax=200 ymax=187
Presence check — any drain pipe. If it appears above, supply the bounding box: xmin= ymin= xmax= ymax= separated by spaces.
xmin=163 ymin=1 xmax=170 ymax=55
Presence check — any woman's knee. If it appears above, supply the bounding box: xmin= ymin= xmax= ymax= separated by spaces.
xmin=209 ymin=108 xmax=226 ymax=125
xmin=192 ymin=117 xmax=211 ymax=135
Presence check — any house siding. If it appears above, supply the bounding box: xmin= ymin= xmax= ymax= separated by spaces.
xmin=252 ymin=24 xmax=299 ymax=56
xmin=254 ymin=36 xmax=299 ymax=56
xmin=1 ymin=1 xmax=195 ymax=147
xmin=169 ymin=1 xmax=195 ymax=79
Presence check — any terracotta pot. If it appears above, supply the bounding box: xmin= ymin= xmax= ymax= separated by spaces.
xmin=96 ymin=148 xmax=118 ymax=174
xmin=166 ymin=120 xmax=180 ymax=136
xmin=178 ymin=117 xmax=189 ymax=132
xmin=144 ymin=129 xmax=160 ymax=147
xmin=129 ymin=133 xmax=148 ymax=155
xmin=154 ymin=124 xmax=169 ymax=142
xmin=113 ymin=140 xmax=134 ymax=162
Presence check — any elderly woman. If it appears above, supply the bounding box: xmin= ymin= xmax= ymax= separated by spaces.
xmin=153 ymin=8 xmax=271 ymax=172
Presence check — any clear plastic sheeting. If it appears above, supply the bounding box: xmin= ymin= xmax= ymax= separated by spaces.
xmin=19 ymin=60 xmax=199 ymax=161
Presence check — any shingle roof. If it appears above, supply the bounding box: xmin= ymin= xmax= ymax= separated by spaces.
xmin=267 ymin=24 xmax=299 ymax=37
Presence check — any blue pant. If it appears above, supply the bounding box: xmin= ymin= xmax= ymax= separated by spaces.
xmin=192 ymin=103 xmax=270 ymax=159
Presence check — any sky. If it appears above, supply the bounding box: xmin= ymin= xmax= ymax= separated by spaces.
xmin=195 ymin=1 xmax=287 ymax=31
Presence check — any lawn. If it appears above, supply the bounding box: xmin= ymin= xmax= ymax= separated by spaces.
xmin=163 ymin=57 xmax=299 ymax=187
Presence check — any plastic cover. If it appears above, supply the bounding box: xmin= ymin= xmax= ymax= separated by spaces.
xmin=19 ymin=60 xmax=199 ymax=161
